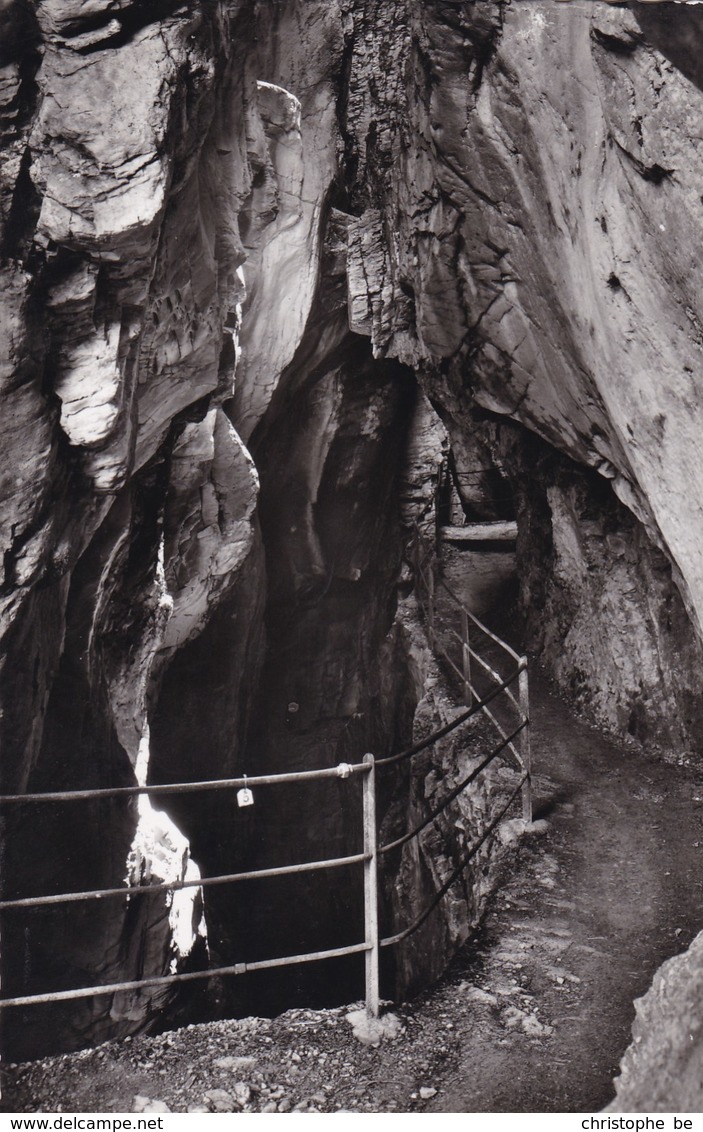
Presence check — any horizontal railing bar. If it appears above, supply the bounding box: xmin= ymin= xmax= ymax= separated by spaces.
xmin=246 ymin=942 xmax=370 ymax=973
xmin=380 ymin=721 xmax=527 ymax=856
xmin=0 ymin=942 xmax=372 ymax=1009
xmin=433 ymin=641 xmax=466 ymax=686
xmin=381 ymin=775 xmax=527 ymax=949
xmin=466 ymin=677 xmax=524 ymax=768
xmin=376 ymin=667 xmax=522 ymax=769
xmin=444 ymin=626 xmax=518 ymax=705
xmin=466 ymin=649 xmax=521 ymax=712
xmin=452 ymin=469 xmax=508 ymax=479
xmin=0 ymin=762 xmax=370 ymax=806
xmin=0 ymin=853 xmax=369 ymax=912
xmin=411 ymin=528 xmax=524 ymax=678
xmin=437 ymin=575 xmax=522 ymax=664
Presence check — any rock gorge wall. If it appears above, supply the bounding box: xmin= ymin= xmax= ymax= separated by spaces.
xmin=0 ymin=0 xmax=264 ymax=1057
xmin=3 ymin=0 xmax=703 ymax=1083
xmin=335 ymin=0 xmax=703 ymax=758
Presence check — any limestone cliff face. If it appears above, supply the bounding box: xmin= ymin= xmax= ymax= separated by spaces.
xmin=336 ymin=0 xmax=703 ymax=758
xmin=3 ymin=0 xmax=703 ymax=1075
xmin=0 ymin=0 xmax=267 ymax=1055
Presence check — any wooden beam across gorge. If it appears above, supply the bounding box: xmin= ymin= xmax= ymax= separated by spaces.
xmin=441 ymin=522 xmax=518 ymax=543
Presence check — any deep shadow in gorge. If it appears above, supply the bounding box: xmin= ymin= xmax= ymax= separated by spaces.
xmin=4 ymin=2 xmax=703 ymax=1104
xmin=226 ymin=336 xmax=419 ymax=1017
xmin=149 ymin=325 xmax=421 ymax=1022
xmin=631 ymin=2 xmax=703 ymax=93
xmin=1 ymin=457 xmax=182 ymax=1061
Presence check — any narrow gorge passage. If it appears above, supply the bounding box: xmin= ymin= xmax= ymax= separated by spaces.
xmin=5 ymin=0 xmax=703 ymax=1106
xmin=425 ymin=547 xmax=703 ymax=1113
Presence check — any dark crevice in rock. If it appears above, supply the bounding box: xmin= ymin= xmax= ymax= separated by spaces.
xmin=0 ymin=0 xmax=41 ymax=68
xmin=1 ymin=127 xmax=42 ymax=265
xmin=332 ymin=11 xmax=361 ymax=207
xmin=631 ymin=1 xmax=703 ymax=93
xmin=229 ymin=340 xmax=418 ymax=1015
xmin=591 ymin=27 xmax=640 ymax=55
xmin=612 ymin=136 xmax=674 ymax=185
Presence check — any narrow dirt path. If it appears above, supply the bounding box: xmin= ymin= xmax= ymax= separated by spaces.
xmin=423 ymin=546 xmax=703 ymax=1111
xmin=6 ymin=547 xmax=703 ymax=1114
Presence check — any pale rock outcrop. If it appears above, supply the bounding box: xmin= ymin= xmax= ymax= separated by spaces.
xmin=608 ymin=928 xmax=703 ymax=1113
xmin=232 ymin=1 xmax=344 ymax=442
xmin=0 ymin=0 xmax=272 ymax=1055
xmin=343 ymin=2 xmax=703 ymax=601
xmin=398 ymin=394 xmax=448 ymax=539
xmin=160 ymin=407 xmax=259 ymax=654
xmin=4 ymin=0 xmax=703 ymax=1076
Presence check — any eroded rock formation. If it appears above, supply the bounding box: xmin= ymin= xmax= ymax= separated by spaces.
xmin=608 ymin=931 xmax=703 ymax=1113
xmin=337 ymin=0 xmax=703 ymax=758
xmin=2 ymin=0 xmax=703 ymax=1092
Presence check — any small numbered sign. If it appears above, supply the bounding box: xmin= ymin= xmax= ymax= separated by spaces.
xmin=237 ymin=787 xmax=254 ymax=808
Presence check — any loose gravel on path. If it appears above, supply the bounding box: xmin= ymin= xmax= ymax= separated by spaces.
xmin=5 ymin=548 xmax=703 ymax=1113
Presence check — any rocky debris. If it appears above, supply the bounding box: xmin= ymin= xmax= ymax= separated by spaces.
xmin=502 ymin=1005 xmax=554 ymax=1040
xmin=212 ymin=1056 xmax=256 ymax=1072
xmin=345 ymin=1010 xmax=403 ymax=1048
xmin=3 ymin=1006 xmax=453 ymax=1114
xmin=132 ymin=1097 xmax=171 ymax=1114
xmin=202 ymin=1089 xmax=238 ymax=1113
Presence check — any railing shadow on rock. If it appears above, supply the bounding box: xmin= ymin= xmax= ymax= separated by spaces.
xmin=0 ymin=527 xmax=530 ymax=1029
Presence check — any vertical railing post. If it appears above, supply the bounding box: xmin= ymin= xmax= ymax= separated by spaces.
xmin=362 ymin=753 xmax=379 ymax=1018
xmin=460 ymin=608 xmax=472 ymax=707
xmin=518 ymin=659 xmax=532 ymax=825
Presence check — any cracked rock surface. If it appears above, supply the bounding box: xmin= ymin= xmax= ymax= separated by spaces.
xmin=4 ymin=0 xmax=703 ymax=1094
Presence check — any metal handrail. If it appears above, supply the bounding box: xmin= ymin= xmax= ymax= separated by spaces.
xmin=0 ymin=758 xmax=380 ymax=1016
xmin=380 ymin=775 xmax=527 ymax=948
xmin=380 ymin=721 xmax=527 ymax=856
xmin=0 ymin=943 xmax=373 ymax=1010
xmin=446 ymin=627 xmax=521 ymax=712
xmin=375 ymin=667 xmax=522 ymax=769
xmin=408 ymin=523 xmax=531 ymax=806
xmin=369 ymin=523 xmax=533 ymax=950
xmin=0 ymin=852 xmax=370 ymax=911
xmin=0 ymin=526 xmax=533 ymax=1022
xmin=464 ymin=675 xmax=522 ymax=765
xmin=437 ymin=574 xmax=523 ymax=666
xmin=0 ymin=761 xmax=369 ymax=806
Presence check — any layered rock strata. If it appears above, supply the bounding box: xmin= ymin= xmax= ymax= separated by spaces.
xmin=0 ymin=0 xmax=269 ymax=1055
xmin=3 ymin=0 xmax=703 ymax=1077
